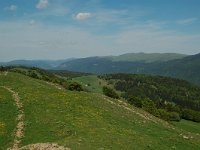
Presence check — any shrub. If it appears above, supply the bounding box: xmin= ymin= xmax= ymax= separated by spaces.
xmin=141 ymin=99 xmax=158 ymax=115
xmin=29 ymin=71 xmax=39 ymax=79
xmin=182 ymin=109 xmax=200 ymax=122
xmin=168 ymin=112 xmax=181 ymax=121
xmin=0 ymin=66 xmax=5 ymax=71
xmin=67 ymin=82 xmax=83 ymax=91
xmin=127 ymin=96 xmax=142 ymax=108
xmin=102 ymin=86 xmax=119 ymax=99
xmin=157 ymin=109 xmax=170 ymax=120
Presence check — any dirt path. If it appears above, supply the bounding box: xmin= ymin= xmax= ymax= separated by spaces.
xmin=2 ymin=86 xmax=70 ymax=150
xmin=46 ymin=82 xmax=65 ymax=90
xmin=4 ymin=71 xmax=8 ymax=76
xmin=2 ymin=87 xmax=25 ymax=150
xmin=0 ymin=71 xmax=7 ymax=76
xmin=103 ymin=97 xmax=200 ymax=139
xmin=103 ymin=97 xmax=155 ymax=122
xmin=19 ymin=143 xmax=70 ymax=150
xmin=103 ymin=96 xmax=176 ymax=129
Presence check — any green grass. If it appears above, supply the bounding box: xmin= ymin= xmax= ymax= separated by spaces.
xmin=0 ymin=86 xmax=17 ymax=150
xmin=72 ymin=75 xmax=107 ymax=93
xmin=0 ymin=72 xmax=200 ymax=149
xmin=173 ymin=120 xmax=200 ymax=134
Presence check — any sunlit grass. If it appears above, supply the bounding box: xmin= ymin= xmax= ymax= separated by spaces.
xmin=0 ymin=87 xmax=17 ymax=150
xmin=72 ymin=75 xmax=107 ymax=93
xmin=0 ymin=72 xmax=200 ymax=149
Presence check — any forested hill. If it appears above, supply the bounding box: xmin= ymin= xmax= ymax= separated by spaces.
xmin=1 ymin=59 xmax=74 ymax=69
xmin=57 ymin=53 xmax=200 ymax=85
xmin=1 ymin=53 xmax=200 ymax=85
xmin=143 ymin=53 xmax=200 ymax=84
xmin=100 ymin=74 xmax=200 ymax=122
xmin=108 ymin=53 xmax=187 ymax=62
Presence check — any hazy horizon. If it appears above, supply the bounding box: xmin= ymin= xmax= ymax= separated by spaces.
xmin=0 ymin=51 xmax=196 ymax=62
xmin=1 ymin=0 xmax=200 ymax=61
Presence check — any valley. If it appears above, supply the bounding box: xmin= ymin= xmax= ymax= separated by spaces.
xmin=2 ymin=52 xmax=199 ymax=85
xmin=1 ymin=0 xmax=200 ymax=149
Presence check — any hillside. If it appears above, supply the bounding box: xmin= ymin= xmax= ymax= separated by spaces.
xmin=57 ymin=57 xmax=146 ymax=73
xmin=143 ymin=53 xmax=200 ymax=84
xmin=57 ymin=53 xmax=200 ymax=85
xmin=108 ymin=53 xmax=186 ymax=63
xmin=3 ymin=53 xmax=199 ymax=85
xmin=1 ymin=71 xmax=200 ymax=149
xmin=2 ymin=53 xmax=185 ymax=70
xmin=100 ymin=74 xmax=200 ymax=122
xmin=2 ymin=59 xmax=74 ymax=69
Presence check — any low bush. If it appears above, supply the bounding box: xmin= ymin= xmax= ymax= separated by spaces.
xmin=67 ymin=82 xmax=83 ymax=91
xmin=102 ymin=86 xmax=119 ymax=99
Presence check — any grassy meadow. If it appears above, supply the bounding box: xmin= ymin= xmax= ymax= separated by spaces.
xmin=0 ymin=86 xmax=17 ymax=150
xmin=0 ymin=72 xmax=200 ymax=149
xmin=72 ymin=75 xmax=107 ymax=93
xmin=173 ymin=120 xmax=200 ymax=134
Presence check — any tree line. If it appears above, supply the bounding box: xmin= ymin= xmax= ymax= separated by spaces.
xmin=100 ymin=74 xmax=200 ymax=122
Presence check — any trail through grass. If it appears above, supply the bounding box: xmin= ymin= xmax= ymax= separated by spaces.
xmin=2 ymin=87 xmax=25 ymax=150
xmin=0 ymin=72 xmax=200 ymax=150
xmin=0 ymin=87 xmax=17 ymax=150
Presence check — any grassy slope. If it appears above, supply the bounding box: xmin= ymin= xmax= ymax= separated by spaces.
xmin=72 ymin=75 xmax=107 ymax=93
xmin=0 ymin=86 xmax=17 ymax=150
xmin=173 ymin=120 xmax=200 ymax=134
xmin=0 ymin=72 xmax=200 ymax=149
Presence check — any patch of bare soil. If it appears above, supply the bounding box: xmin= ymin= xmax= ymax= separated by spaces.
xmin=46 ymin=82 xmax=64 ymax=90
xmin=19 ymin=143 xmax=70 ymax=150
xmin=4 ymin=71 xmax=8 ymax=76
xmin=0 ymin=71 xmax=8 ymax=76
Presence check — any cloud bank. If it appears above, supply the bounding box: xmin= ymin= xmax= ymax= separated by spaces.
xmin=0 ymin=0 xmax=200 ymax=61
xmin=75 ymin=12 xmax=93 ymax=20
xmin=176 ymin=18 xmax=198 ymax=25
xmin=36 ymin=0 xmax=49 ymax=9
xmin=5 ymin=5 xmax=17 ymax=11
xmin=0 ymin=20 xmax=199 ymax=61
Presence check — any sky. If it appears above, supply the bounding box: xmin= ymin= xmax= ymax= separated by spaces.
xmin=0 ymin=0 xmax=200 ymax=61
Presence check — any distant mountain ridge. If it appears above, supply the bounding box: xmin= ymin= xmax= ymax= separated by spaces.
xmin=57 ymin=53 xmax=200 ymax=85
xmin=1 ymin=53 xmax=186 ymax=69
xmin=143 ymin=53 xmax=200 ymax=84
xmin=1 ymin=58 xmax=75 ymax=69
xmin=106 ymin=52 xmax=187 ymax=63
xmin=1 ymin=52 xmax=200 ymax=84
xmin=57 ymin=53 xmax=189 ymax=73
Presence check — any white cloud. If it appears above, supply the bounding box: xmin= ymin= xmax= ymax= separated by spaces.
xmin=114 ymin=29 xmax=199 ymax=54
xmin=94 ymin=9 xmax=146 ymax=26
xmin=75 ymin=12 xmax=93 ymax=20
xmin=176 ymin=18 xmax=198 ymax=25
xmin=29 ymin=20 xmax=36 ymax=26
xmin=0 ymin=20 xmax=200 ymax=61
xmin=5 ymin=5 xmax=18 ymax=11
xmin=0 ymin=21 xmax=111 ymax=61
xmin=36 ymin=0 xmax=49 ymax=9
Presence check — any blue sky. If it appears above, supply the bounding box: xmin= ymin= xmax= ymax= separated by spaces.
xmin=0 ymin=0 xmax=200 ymax=61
